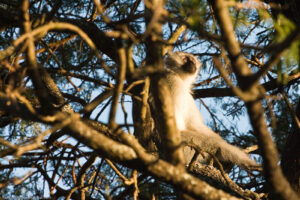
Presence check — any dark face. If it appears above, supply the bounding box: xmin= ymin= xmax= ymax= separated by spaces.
xmin=181 ymin=55 xmax=197 ymax=74
xmin=164 ymin=52 xmax=201 ymax=77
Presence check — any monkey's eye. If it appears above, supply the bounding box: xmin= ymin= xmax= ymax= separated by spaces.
xmin=182 ymin=56 xmax=190 ymax=63
xmin=183 ymin=56 xmax=195 ymax=65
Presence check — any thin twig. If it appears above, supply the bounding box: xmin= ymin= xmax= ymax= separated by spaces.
xmin=109 ymin=47 xmax=127 ymax=127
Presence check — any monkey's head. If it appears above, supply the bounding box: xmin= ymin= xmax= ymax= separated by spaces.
xmin=164 ymin=51 xmax=201 ymax=77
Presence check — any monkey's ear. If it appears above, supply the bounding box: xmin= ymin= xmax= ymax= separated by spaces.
xmin=164 ymin=52 xmax=170 ymax=66
xmin=164 ymin=51 xmax=182 ymax=68
xmin=164 ymin=52 xmax=175 ymax=68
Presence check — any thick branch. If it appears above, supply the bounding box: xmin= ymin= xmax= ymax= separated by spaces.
xmin=193 ymin=74 xmax=300 ymax=98
xmin=211 ymin=0 xmax=299 ymax=199
xmin=145 ymin=0 xmax=184 ymax=166
xmin=0 ymin=93 xmax=242 ymax=200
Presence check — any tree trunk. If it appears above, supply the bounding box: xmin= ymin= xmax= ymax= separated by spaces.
xmin=281 ymin=99 xmax=300 ymax=195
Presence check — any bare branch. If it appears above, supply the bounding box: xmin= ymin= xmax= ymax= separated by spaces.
xmin=211 ymin=0 xmax=299 ymax=199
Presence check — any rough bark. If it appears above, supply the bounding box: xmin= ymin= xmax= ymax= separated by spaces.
xmin=211 ymin=0 xmax=299 ymax=199
xmin=281 ymin=99 xmax=300 ymax=195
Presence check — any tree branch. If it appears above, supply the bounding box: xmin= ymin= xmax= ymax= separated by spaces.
xmin=211 ymin=0 xmax=299 ymax=199
xmin=145 ymin=0 xmax=184 ymax=166
xmin=0 ymin=91 xmax=243 ymax=199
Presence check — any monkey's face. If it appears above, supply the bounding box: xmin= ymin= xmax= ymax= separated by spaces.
xmin=181 ymin=56 xmax=198 ymax=74
xmin=164 ymin=51 xmax=201 ymax=76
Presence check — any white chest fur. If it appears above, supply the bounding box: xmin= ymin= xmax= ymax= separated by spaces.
xmin=166 ymin=72 xmax=203 ymax=131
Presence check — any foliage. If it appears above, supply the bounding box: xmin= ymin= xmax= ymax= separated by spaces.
xmin=0 ymin=0 xmax=299 ymax=199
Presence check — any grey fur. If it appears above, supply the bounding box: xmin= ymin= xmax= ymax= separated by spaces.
xmin=164 ymin=51 xmax=259 ymax=169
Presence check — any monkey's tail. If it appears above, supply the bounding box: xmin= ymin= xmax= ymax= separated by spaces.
xmin=180 ymin=128 xmax=261 ymax=170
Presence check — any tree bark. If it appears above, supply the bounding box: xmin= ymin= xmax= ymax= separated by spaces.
xmin=281 ymin=99 xmax=300 ymax=195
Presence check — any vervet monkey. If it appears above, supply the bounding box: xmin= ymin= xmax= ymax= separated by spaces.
xmin=163 ymin=51 xmax=258 ymax=169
